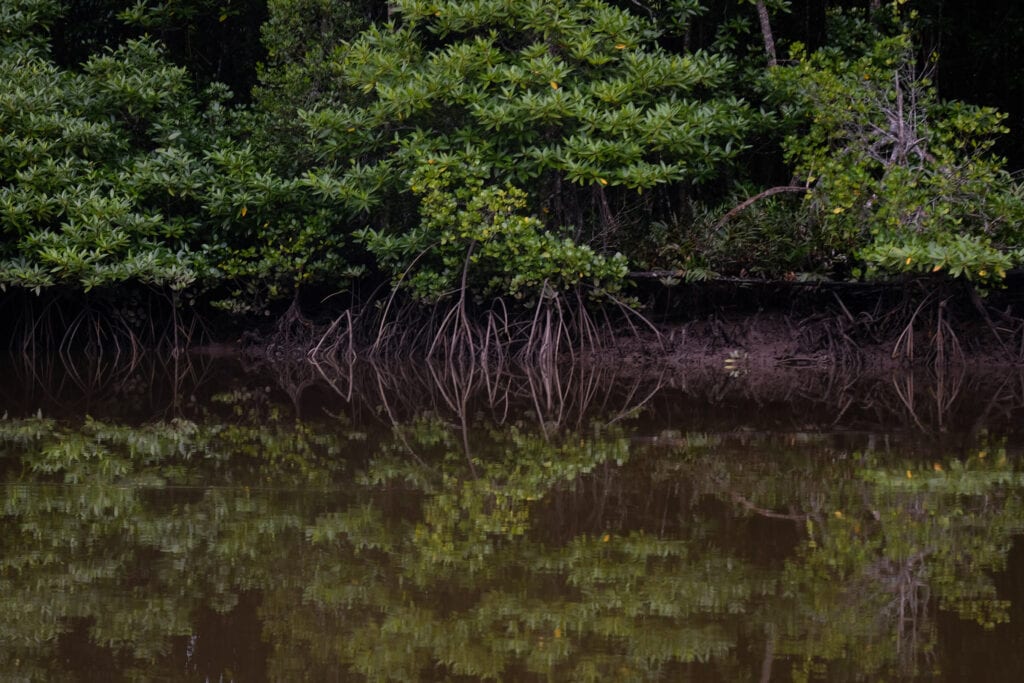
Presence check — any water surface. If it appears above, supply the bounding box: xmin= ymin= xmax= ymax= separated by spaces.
xmin=2 ymin=356 xmax=1023 ymax=681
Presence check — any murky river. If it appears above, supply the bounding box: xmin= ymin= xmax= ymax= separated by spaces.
xmin=2 ymin=354 xmax=1024 ymax=681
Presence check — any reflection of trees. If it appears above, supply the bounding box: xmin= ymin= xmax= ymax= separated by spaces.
xmin=259 ymin=420 xmax=767 ymax=681
xmin=677 ymin=432 xmax=1024 ymax=679
xmin=0 ymin=410 xmax=358 ymax=678
xmin=0 ymin=378 xmax=1023 ymax=678
xmin=0 ymin=411 xmax=763 ymax=679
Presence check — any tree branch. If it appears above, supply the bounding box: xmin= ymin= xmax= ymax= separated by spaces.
xmin=755 ymin=1 xmax=778 ymax=68
xmin=713 ymin=185 xmax=807 ymax=232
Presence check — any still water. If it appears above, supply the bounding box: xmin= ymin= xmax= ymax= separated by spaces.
xmin=2 ymin=355 xmax=1024 ymax=681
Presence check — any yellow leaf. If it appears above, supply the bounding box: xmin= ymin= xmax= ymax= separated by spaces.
xmin=906 ymin=470 xmax=913 ymax=479
xmin=554 ymin=627 xmax=562 ymax=639
xmin=601 ymin=534 xmax=610 ymax=542
xmin=598 ymin=178 xmax=608 ymax=186
xmin=833 ymin=510 xmax=843 ymax=519
xmin=219 ymin=13 xmax=227 ymax=22
xmin=615 ymin=43 xmax=627 ymax=50
xmin=932 ymin=264 xmax=942 ymax=272
xmin=933 ymin=463 xmax=943 ymax=471
xmin=905 ymin=256 xmax=912 ymax=265
xmin=832 ymin=206 xmax=844 ymax=214
xmin=979 ymin=269 xmax=987 ymax=277
xmin=550 ymin=80 xmax=559 ymax=90
xmin=240 ymin=206 xmax=248 ymax=217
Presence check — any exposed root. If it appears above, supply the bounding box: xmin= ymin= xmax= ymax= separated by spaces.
xmin=891 ymin=292 xmax=935 ymax=364
xmin=5 ymin=287 xmax=204 ymax=364
xmin=306 ymin=282 xmax=654 ymax=367
xmin=791 ymin=279 xmax=1022 ymax=370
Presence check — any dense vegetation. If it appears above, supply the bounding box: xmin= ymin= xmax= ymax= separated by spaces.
xmin=3 ymin=0 xmax=1024 ymax=356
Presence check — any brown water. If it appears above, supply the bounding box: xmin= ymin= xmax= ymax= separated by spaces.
xmin=2 ymin=355 xmax=1024 ymax=681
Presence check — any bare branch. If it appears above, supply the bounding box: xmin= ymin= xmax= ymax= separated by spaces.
xmin=713 ymin=185 xmax=807 ymax=232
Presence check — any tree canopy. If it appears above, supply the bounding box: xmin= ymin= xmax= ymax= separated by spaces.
xmin=3 ymin=0 xmax=1024 ymax=346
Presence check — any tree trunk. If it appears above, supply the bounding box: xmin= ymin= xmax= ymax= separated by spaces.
xmin=755 ymin=1 xmax=778 ymax=67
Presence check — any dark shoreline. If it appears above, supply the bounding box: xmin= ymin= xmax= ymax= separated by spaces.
xmin=4 ymin=276 xmax=1024 ymax=371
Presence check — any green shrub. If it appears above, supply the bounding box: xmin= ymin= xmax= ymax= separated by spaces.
xmin=772 ymin=31 xmax=1024 ymax=283
xmin=358 ymin=156 xmax=628 ymax=304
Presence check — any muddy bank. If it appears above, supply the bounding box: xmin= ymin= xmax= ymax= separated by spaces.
xmin=266 ymin=276 xmax=1024 ymax=372
xmin=585 ymin=274 xmax=1024 ymax=372
xmin=5 ymin=276 xmax=1024 ymax=371
xmin=592 ymin=310 xmax=1008 ymax=374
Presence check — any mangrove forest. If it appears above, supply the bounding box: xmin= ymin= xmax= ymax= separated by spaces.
xmin=4 ymin=0 xmax=1024 ymax=363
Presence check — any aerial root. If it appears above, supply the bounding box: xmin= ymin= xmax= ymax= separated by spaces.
xmin=7 ymin=289 xmax=205 ymax=365
xmin=796 ymin=281 xmax=1021 ymax=369
xmin=307 ymin=284 xmax=648 ymax=366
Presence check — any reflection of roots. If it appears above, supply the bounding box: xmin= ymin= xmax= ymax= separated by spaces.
xmin=3 ymin=289 xmax=212 ymax=415
xmin=309 ymin=355 xmax=664 ymax=440
xmin=307 ymin=347 xmax=1023 ymax=441
xmin=4 ymin=348 xmax=212 ymax=416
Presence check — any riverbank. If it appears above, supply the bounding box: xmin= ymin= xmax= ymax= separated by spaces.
xmin=281 ymin=275 xmax=1024 ymax=371
xmin=4 ymin=276 xmax=1024 ymax=371
xmin=591 ymin=308 xmax=1020 ymax=375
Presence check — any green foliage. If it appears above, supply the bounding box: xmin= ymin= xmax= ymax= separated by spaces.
xmin=772 ymin=32 xmax=1024 ymax=282
xmin=0 ymin=2 xmax=360 ymax=311
xmin=648 ymin=191 xmax=836 ymax=279
xmin=111 ymin=0 xmax=269 ymax=95
xmin=7 ymin=0 xmax=1024 ymax=326
xmin=249 ymin=0 xmax=378 ymax=177
xmin=196 ymin=141 xmax=362 ymax=313
xmin=300 ymin=0 xmax=752 ymax=253
xmin=358 ymin=157 xmax=628 ymax=303
xmin=0 ymin=20 xmax=209 ymax=292
xmin=0 ymin=0 xmax=59 ymax=53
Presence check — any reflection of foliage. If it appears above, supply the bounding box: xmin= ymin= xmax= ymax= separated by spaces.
xmin=289 ymin=421 xmax=764 ymax=680
xmin=0 ymin=402 xmax=1023 ymax=679
xmin=0 ymin=407 xmax=362 ymax=678
xmin=678 ymin=432 xmax=1024 ymax=679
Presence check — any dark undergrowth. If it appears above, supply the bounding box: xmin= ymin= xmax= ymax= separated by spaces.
xmin=4 ymin=276 xmax=1024 ymax=372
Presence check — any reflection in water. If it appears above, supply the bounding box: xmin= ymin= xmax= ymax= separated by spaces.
xmin=0 ymin=356 xmax=1023 ymax=679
